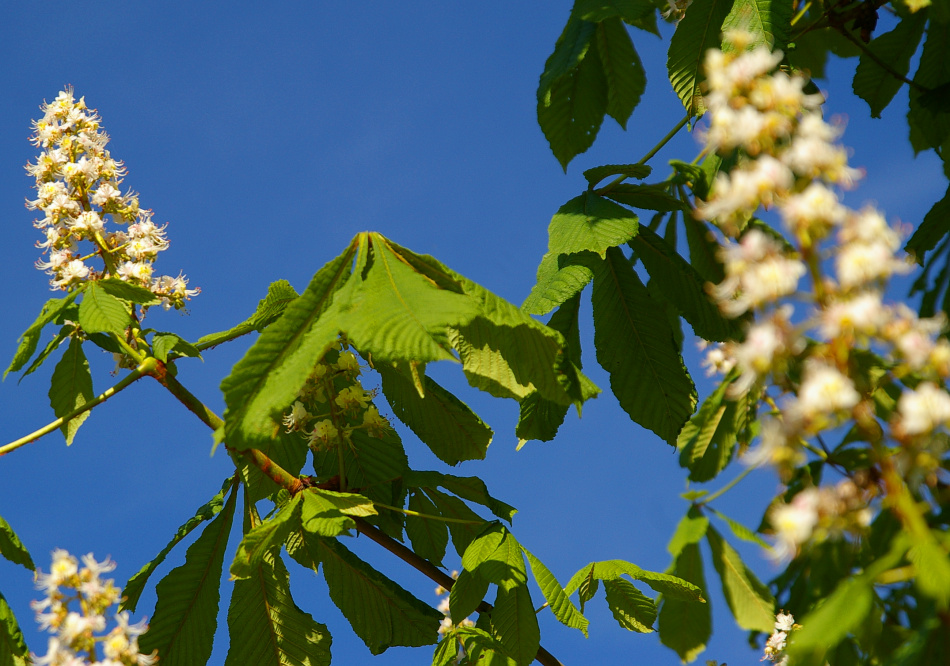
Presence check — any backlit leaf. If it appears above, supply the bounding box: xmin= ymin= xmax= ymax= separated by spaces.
xmin=595 ymin=17 xmax=646 ymax=128
xmin=854 ymin=14 xmax=927 ymax=118
xmin=0 ymin=516 xmax=33 ymax=571
xmin=48 ymin=337 xmax=94 ymax=445
xmin=667 ymin=0 xmax=732 ymax=115
xmin=5 ymin=292 xmax=79 ymax=378
xmin=522 ymin=546 xmax=589 ymax=637
xmin=549 ymin=192 xmax=640 ymax=259
xmin=78 ymin=281 xmax=131 ymax=334
xmin=604 ymin=578 xmax=656 ymax=632
xmin=706 ymin=526 xmax=774 ymax=632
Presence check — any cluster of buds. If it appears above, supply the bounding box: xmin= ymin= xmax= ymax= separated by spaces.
xmin=282 ymin=343 xmax=393 ymax=453
xmin=434 ymin=572 xmax=474 ymax=639
xmin=31 ymin=550 xmax=156 ymax=666
xmin=27 ymin=88 xmax=198 ymax=310
xmin=762 ymin=611 xmax=799 ymax=664
xmin=695 ymin=32 xmax=950 ymax=559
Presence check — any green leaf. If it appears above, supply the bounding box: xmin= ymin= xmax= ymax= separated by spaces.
xmin=224 ymin=550 xmax=331 ymax=666
xmin=602 ymin=183 xmax=687 ymax=212
xmin=0 ymin=592 xmax=29 ymax=666
xmin=537 ymin=16 xmax=609 ymax=169
xmin=5 ymin=292 xmax=79 ymax=379
xmin=48 ymin=337 xmax=94 ymax=445
xmin=685 ymin=218 xmax=725 ymax=285
xmin=590 ymin=247 xmax=697 ymax=444
xmin=786 ymin=577 xmax=874 ymax=662
xmin=906 ymin=184 xmax=950 ymax=263
xmin=595 ymin=17 xmax=646 ymax=128
xmin=462 ymin=524 xmax=526 ymax=587
xmin=97 ymin=277 xmax=161 ymax=305
xmin=449 ymin=567 xmax=490 ymax=625
xmin=658 ymin=542 xmax=710 ymax=663
xmin=604 ymin=578 xmax=656 ymax=632
xmin=424 ymin=489 xmax=488 ymax=557
xmin=521 ymin=546 xmax=589 ymax=637
xmin=706 ymin=525 xmax=774 ymax=632
xmin=405 ymin=491 xmax=449 ymax=566
xmin=298 ymin=488 xmax=369 ymax=537
xmin=432 ymin=634 xmax=459 ymax=666
xmin=720 ymin=0 xmax=792 ymax=52
xmin=491 ymin=583 xmax=540 ymax=666
xmin=317 ymin=536 xmax=443 ymax=654
xmin=221 ymin=245 xmax=355 ymax=452
xmin=231 ymin=495 xmax=304 ymax=579
xmin=0 ymin=516 xmax=34 ymax=571
xmin=667 ymin=507 xmax=710 ymax=559
xmin=630 ymin=226 xmax=740 ymax=342
xmin=404 ymin=471 xmax=516 ymax=523
xmin=574 ymin=0 xmax=656 ymax=23
xmin=455 ymin=626 xmax=518 ymax=666
xmin=20 ymin=324 xmax=74 ymax=380
xmin=122 ymin=476 xmax=235 ymax=612
xmin=667 ymin=0 xmax=732 ymax=115
xmin=583 ymin=163 xmax=652 ymax=188
xmin=564 ymin=559 xmax=704 ymax=601
xmin=521 ymin=253 xmax=594 ymax=316
xmin=909 ymin=537 xmax=950 ymax=606
xmin=152 ymin=332 xmax=202 ymax=363
xmin=708 ymin=507 xmax=769 ymax=548
xmin=139 ymin=483 xmax=237 ymax=665
xmin=549 ymin=192 xmax=640 ymax=259
xmin=908 ymin=21 xmax=950 ymax=153
xmin=378 ymin=364 xmax=492 ymax=465
xmin=854 ymin=15 xmax=927 ymax=118
xmin=197 ymin=279 xmax=300 ymax=350
xmin=78 ymin=281 xmax=132 ymax=334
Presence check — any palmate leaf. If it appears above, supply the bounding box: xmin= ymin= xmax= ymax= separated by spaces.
xmin=378 ymin=364 xmax=492 ymax=465
xmin=595 ymin=17 xmax=646 ymax=128
xmin=548 ymin=192 xmax=640 ymax=259
xmin=667 ymin=0 xmax=732 ymax=115
xmin=853 ymin=14 xmax=927 ymax=118
xmin=0 ymin=592 xmax=29 ymax=666
xmin=630 ymin=226 xmax=741 ymax=342
xmin=590 ymin=247 xmax=696 ymax=445
xmin=48 ymin=337 xmax=94 ymax=445
xmin=313 ymin=536 xmax=442 ymax=654
xmin=139 ymin=483 xmax=237 ymax=666
xmin=706 ymin=525 xmax=774 ymax=632
xmin=521 ymin=546 xmax=589 ymax=637
xmin=0 ymin=516 xmax=33 ymax=571
xmin=224 ymin=550 xmax=331 ymax=666
xmin=5 ymin=292 xmax=78 ymax=379
xmin=197 ymin=279 xmax=300 ymax=350
xmin=123 ymin=476 xmax=235 ymax=612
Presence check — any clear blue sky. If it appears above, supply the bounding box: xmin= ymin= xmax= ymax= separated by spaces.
xmin=0 ymin=2 xmax=945 ymax=665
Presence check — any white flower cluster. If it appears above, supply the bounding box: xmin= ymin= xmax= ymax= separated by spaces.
xmin=696 ymin=32 xmax=950 ymax=558
xmin=762 ymin=611 xmax=798 ymax=664
xmin=31 ymin=550 xmax=156 ymax=666
xmin=282 ymin=345 xmax=393 ymax=452
xmin=434 ymin=572 xmax=474 ymax=639
xmin=27 ymin=88 xmax=198 ymax=310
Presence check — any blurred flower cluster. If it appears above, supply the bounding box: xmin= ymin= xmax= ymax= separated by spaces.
xmin=283 ymin=343 xmax=393 ymax=453
xmin=31 ymin=550 xmax=156 ymax=666
xmin=27 ymin=88 xmax=198 ymax=310
xmin=696 ymin=32 xmax=950 ymax=561
xmin=762 ymin=611 xmax=799 ymax=664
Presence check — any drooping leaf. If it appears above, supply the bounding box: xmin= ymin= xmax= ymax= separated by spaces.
xmin=590 ymin=247 xmax=697 ymax=444
xmin=603 ymin=578 xmax=656 ymax=632
xmin=197 ymin=279 xmax=300 ymax=350
xmin=405 ymin=491 xmax=449 ymax=567
xmin=316 ymin=536 xmax=443 ymax=654
xmin=462 ymin=524 xmax=526 ymax=587
xmin=48 ymin=337 xmax=94 ymax=445
xmin=224 ymin=550 xmax=331 ymax=666
xmin=231 ymin=494 xmax=305 ymax=579
xmin=908 ymin=21 xmax=950 ymax=153
xmin=854 ymin=14 xmax=927 ymax=118
xmin=404 ymin=471 xmax=516 ymax=523
xmin=123 ymin=476 xmax=235 ymax=612
xmin=548 ymin=192 xmax=640 ymax=259
xmin=424 ymin=489 xmax=489 ymax=557
xmin=491 ymin=583 xmax=540 ymax=666
xmin=298 ymin=489 xmax=365 ymax=537
xmin=0 ymin=516 xmax=34 ymax=571
xmin=583 ymin=163 xmax=653 ymax=189
xmin=785 ymin=577 xmax=874 ymax=663
xmin=906 ymin=184 xmax=950 ymax=263
xmin=19 ymin=324 xmax=73 ymax=381
xmin=5 ymin=292 xmax=79 ymax=379
xmin=77 ymin=281 xmax=132 ymax=334
xmin=538 ymin=16 xmax=609 ymax=169
xmin=449 ymin=567 xmax=490 ymax=625
xmin=521 ymin=252 xmax=594 ymax=316
xmin=630 ymin=226 xmax=741 ymax=341
xmin=602 ymin=183 xmax=687 ymax=212
xmin=658 ymin=542 xmax=710 ymax=663
xmin=706 ymin=525 xmax=774 ymax=632
xmin=521 ymin=546 xmax=589 ymax=637
xmin=595 ymin=17 xmax=646 ymax=128
xmin=139 ymin=484 xmax=237 ymax=665
xmin=667 ymin=507 xmax=710 ymax=559
xmin=378 ymin=364 xmax=492 ymax=465
xmin=667 ymin=0 xmax=732 ymax=115
xmin=0 ymin=592 xmax=29 ymax=666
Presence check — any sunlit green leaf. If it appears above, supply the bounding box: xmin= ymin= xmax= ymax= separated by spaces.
xmin=521 ymin=252 xmax=594 ymax=316
xmin=0 ymin=592 xmax=29 ymax=666
xmin=492 ymin=583 xmax=540 ymax=666
xmin=549 ymin=192 xmax=640 ymax=259
xmin=658 ymin=542 xmax=710 ymax=662
xmin=604 ymin=578 xmax=656 ymax=632
xmin=522 ymin=546 xmax=589 ymax=637
xmin=595 ymin=17 xmax=646 ymax=128
xmin=667 ymin=0 xmax=732 ymax=115
xmin=5 ymin=292 xmax=79 ymax=379
xmin=706 ymin=526 xmax=774 ymax=632
xmin=197 ymin=279 xmax=299 ymax=350
xmin=449 ymin=567 xmax=490 ymax=625
xmin=78 ymin=281 xmax=131 ymax=334
xmin=48 ymin=337 xmax=94 ymax=445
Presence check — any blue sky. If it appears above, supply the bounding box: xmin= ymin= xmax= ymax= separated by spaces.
xmin=0 ymin=2 xmax=946 ymax=665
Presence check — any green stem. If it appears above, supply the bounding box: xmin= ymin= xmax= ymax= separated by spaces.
xmin=596 ymin=114 xmax=690 ymax=195
xmin=697 ymin=465 xmax=756 ymax=506
xmin=374 ymin=502 xmax=485 ymax=524
xmin=0 ymin=358 xmax=157 ymax=457
xmin=155 ymin=370 xmax=225 ymax=431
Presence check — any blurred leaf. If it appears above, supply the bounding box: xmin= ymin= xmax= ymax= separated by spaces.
xmin=604 ymin=578 xmax=656 ymax=632
xmin=123 ymin=476 xmax=235 ymax=612
xmin=78 ymin=281 xmax=131 ymax=334
xmin=0 ymin=592 xmax=29 ymax=666
xmin=853 ymin=14 xmax=927 ymax=118
xmin=706 ymin=526 xmax=775 ymax=632
xmin=906 ymin=184 xmax=950 ymax=264
xmin=197 ymin=279 xmax=299 ymax=350
xmin=721 ymin=0 xmax=792 ymax=51
xmin=0 ymin=516 xmax=33 ymax=571
xmin=5 ymin=292 xmax=79 ymax=379
xmin=909 ymin=537 xmax=950 ymax=606
xmin=548 ymin=192 xmax=640 ymax=259
xmin=908 ymin=21 xmax=950 ymax=153
xmin=224 ymin=550 xmax=331 ymax=666
xmin=139 ymin=484 xmax=237 ymax=665
xmin=708 ymin=507 xmax=769 ymax=548
xmin=48 ymin=337 xmax=94 ymax=445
